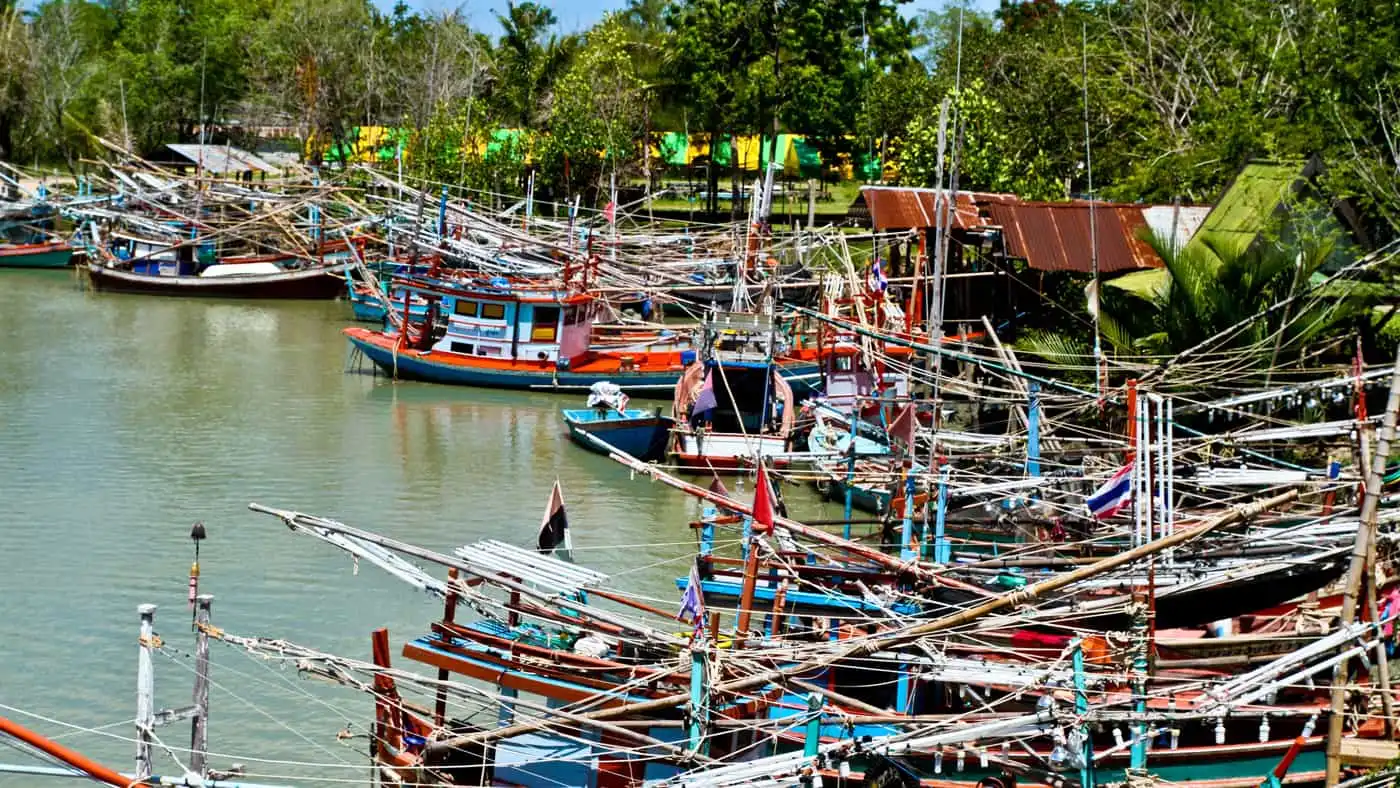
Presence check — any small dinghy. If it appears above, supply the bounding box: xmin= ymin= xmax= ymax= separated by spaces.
xmin=562 ymin=382 xmax=674 ymax=461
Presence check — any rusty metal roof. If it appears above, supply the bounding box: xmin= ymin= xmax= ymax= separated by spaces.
xmin=856 ymin=186 xmax=1011 ymax=231
xmin=984 ymin=201 xmax=1162 ymax=274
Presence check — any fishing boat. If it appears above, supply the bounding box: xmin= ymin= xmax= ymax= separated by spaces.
xmin=85 ymin=230 xmax=353 ymax=298
xmin=344 ymin=273 xmax=822 ymax=393
xmin=670 ymin=310 xmax=797 ymax=472
xmin=87 ymin=258 xmax=351 ymax=298
xmin=562 ymin=382 xmax=675 ymax=461
xmin=0 ymin=240 xmax=73 ymax=268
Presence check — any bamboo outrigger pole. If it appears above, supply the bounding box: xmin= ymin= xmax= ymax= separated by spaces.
xmin=0 ymin=714 xmax=132 ymax=787
xmin=428 ymin=474 xmax=1297 ymax=755
xmin=1324 ymin=345 xmax=1400 ymax=786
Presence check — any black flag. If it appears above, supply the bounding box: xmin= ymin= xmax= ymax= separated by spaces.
xmin=536 ymin=480 xmax=572 ymax=561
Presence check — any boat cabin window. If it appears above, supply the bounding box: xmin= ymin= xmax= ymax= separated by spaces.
xmin=480 ymin=302 xmax=506 ymax=321
xmin=833 ymin=356 xmax=854 ymax=372
xmin=532 ymin=306 xmax=561 ymax=342
xmin=564 ymin=305 xmax=585 ymax=325
xmin=455 ymin=299 xmax=479 ymax=318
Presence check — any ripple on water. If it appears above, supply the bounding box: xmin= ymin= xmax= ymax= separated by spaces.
xmin=0 ymin=275 xmax=722 ymax=783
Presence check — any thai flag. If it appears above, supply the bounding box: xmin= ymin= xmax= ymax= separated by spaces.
xmin=1085 ymin=465 xmax=1133 ymax=520
xmin=678 ymin=560 xmax=705 ymax=636
xmin=867 ymin=259 xmax=888 ymax=292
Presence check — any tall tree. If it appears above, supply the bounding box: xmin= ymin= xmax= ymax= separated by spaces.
xmin=491 ymin=1 xmax=575 ymax=129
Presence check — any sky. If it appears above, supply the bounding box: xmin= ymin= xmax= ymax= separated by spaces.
xmin=383 ymin=0 xmax=1002 ymax=38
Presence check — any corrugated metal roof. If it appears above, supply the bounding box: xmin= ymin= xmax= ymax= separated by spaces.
xmin=165 ymin=143 xmax=279 ymax=174
xmin=1142 ymin=205 xmax=1211 ymax=251
xmin=986 ymin=202 xmax=1162 ymax=273
xmin=856 ymin=186 xmax=1011 ymax=230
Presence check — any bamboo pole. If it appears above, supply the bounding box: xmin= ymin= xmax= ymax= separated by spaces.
xmin=1326 ymin=346 xmax=1400 ymax=785
xmin=428 ymin=487 xmax=1297 ymax=755
xmin=0 ymin=715 xmax=132 ymax=787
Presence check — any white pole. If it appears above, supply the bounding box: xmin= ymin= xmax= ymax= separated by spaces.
xmin=190 ymin=595 xmax=213 ymax=778
xmin=136 ymin=604 xmax=156 ymax=781
xmin=1166 ymin=398 xmax=1175 ymax=564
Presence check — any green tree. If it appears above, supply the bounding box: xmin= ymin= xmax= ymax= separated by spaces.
xmin=1017 ymin=222 xmax=1384 ymax=375
xmin=897 ymin=77 xmax=1063 ymax=199
xmin=252 ymin=0 xmax=381 ymax=164
xmin=491 ymin=2 xmax=576 ymax=129
xmin=538 ymin=15 xmax=644 ymax=201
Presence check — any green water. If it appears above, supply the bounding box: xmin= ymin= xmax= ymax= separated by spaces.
xmin=0 ymin=269 xmax=847 ymax=785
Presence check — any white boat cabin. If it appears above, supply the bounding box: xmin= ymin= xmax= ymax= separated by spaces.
xmin=822 ymin=334 xmax=910 ymax=412
xmin=395 ymin=282 xmax=597 ymax=364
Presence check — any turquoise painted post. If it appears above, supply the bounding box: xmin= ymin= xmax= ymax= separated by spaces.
xmin=842 ymin=412 xmax=858 ymax=539
xmin=895 ymin=664 xmax=911 ymax=714
xmin=899 ymin=461 xmax=917 ymax=562
xmin=309 ymin=169 xmax=320 ymax=244
xmin=934 ymin=461 xmax=950 ymax=564
xmin=688 ymin=647 xmax=708 ymax=754
xmin=1027 ymin=382 xmax=1041 ymax=479
xmin=741 ymin=515 xmax=753 ymax=561
xmin=700 ymin=504 xmax=716 ymax=557
xmin=498 ymin=686 xmax=518 ymax=727
xmin=1130 ymin=600 xmax=1149 ymax=771
xmin=437 ymin=185 xmax=449 ymax=237
xmin=803 ymin=692 xmax=823 ymax=758
xmin=1073 ymin=639 xmax=1092 ymax=788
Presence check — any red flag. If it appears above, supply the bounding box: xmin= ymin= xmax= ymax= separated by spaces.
xmin=752 ymin=464 xmax=775 ymax=533
xmin=604 ymin=201 xmax=617 ymax=225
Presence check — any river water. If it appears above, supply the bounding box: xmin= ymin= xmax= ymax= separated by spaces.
xmin=0 ymin=269 xmax=848 ymax=785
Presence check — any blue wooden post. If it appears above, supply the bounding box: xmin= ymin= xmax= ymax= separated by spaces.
xmin=309 ymin=169 xmax=320 ymax=244
xmin=934 ymin=460 xmax=950 ymax=564
xmin=741 ymin=515 xmax=753 ymax=561
xmin=899 ymin=462 xmax=917 ymax=562
xmin=895 ymin=664 xmax=912 ymax=714
xmin=842 ymin=411 xmax=858 ymax=539
xmin=498 ymin=686 xmax=518 ymax=727
xmin=1027 ymin=382 xmax=1041 ymax=479
xmin=688 ymin=647 xmax=708 ymax=754
xmin=437 ymin=185 xmax=449 ymax=238
xmin=1130 ymin=601 xmax=1149 ymax=771
xmin=803 ymin=692 xmax=823 ymax=758
xmin=1073 ymin=639 xmax=1092 ymax=788
xmin=700 ymin=505 xmax=716 ymax=557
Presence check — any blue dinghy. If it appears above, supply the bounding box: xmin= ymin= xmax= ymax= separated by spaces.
xmin=562 ymin=381 xmax=674 ymax=461
xmin=562 ymin=407 xmax=674 ymax=461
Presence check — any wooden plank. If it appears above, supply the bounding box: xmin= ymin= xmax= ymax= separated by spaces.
xmin=1338 ymin=737 xmax=1399 ymax=767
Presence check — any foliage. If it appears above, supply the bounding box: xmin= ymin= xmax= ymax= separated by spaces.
xmin=1016 ymin=215 xmax=1384 ymax=370
xmin=537 ymin=15 xmax=645 ymax=198
xmin=897 ymin=78 xmax=1063 ymax=199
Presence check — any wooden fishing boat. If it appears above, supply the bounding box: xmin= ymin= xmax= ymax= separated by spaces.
xmin=0 ymin=240 xmax=73 ymax=268
xmin=670 ymin=311 xmax=798 ymax=472
xmin=563 ymin=407 xmax=674 ymax=461
xmin=87 ymin=259 xmax=350 ymax=298
xmin=345 ymin=274 xmax=821 ymax=393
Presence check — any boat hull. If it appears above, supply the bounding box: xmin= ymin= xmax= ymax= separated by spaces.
xmin=0 ymin=242 xmax=73 ymax=268
xmin=562 ymin=409 xmax=674 ymax=461
xmin=87 ymin=262 xmax=349 ymax=298
xmin=346 ymin=327 xmax=820 ymax=394
xmin=673 ymin=432 xmax=791 ymax=472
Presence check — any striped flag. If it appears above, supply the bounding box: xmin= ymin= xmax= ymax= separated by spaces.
xmin=1085 ymin=465 xmax=1134 ymax=520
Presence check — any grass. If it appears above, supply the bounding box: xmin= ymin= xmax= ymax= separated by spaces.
xmin=642 ymin=178 xmax=864 ymax=217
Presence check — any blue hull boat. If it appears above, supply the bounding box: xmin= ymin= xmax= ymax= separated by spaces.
xmin=562 ymin=407 xmax=675 ymax=461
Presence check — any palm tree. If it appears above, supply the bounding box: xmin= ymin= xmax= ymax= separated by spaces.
xmin=1016 ymin=225 xmax=1383 ymax=376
